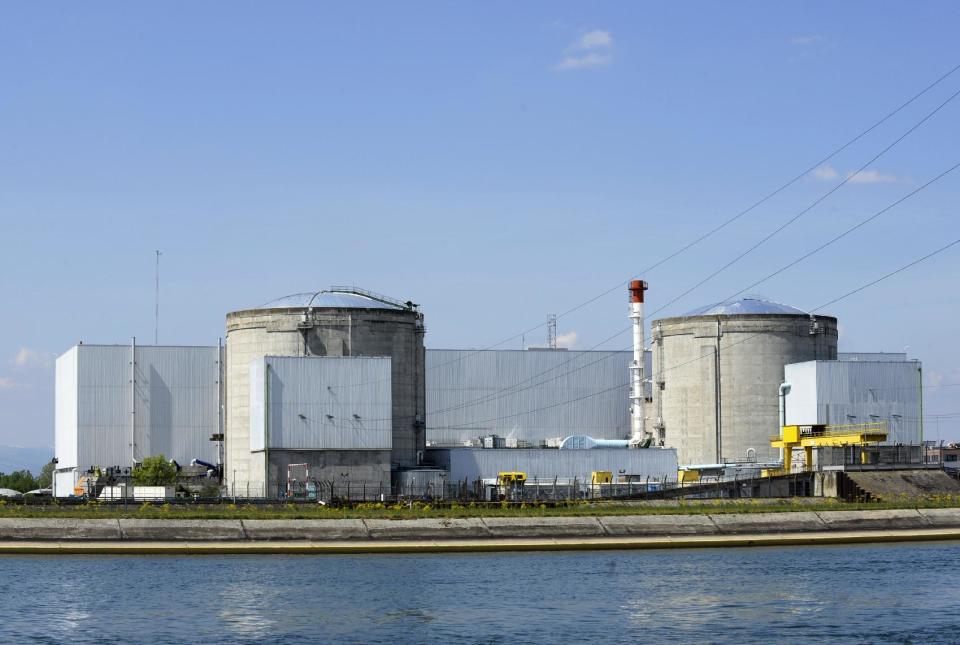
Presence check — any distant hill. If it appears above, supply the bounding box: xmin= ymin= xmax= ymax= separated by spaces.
xmin=0 ymin=446 xmax=54 ymax=475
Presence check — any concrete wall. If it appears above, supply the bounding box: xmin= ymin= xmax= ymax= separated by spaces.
xmin=652 ymin=314 xmax=838 ymax=466
xmin=226 ymin=305 xmax=425 ymax=495
xmin=241 ymin=449 xmax=391 ymax=498
xmin=2 ymin=508 xmax=958 ymax=544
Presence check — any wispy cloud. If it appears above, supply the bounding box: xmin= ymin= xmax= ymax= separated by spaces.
xmin=12 ymin=348 xmax=54 ymax=369
xmin=556 ymin=53 xmax=612 ymax=71
xmin=810 ymin=164 xmax=838 ymax=181
xmin=574 ymin=30 xmax=612 ymax=50
xmin=810 ymin=164 xmax=905 ymax=185
xmin=790 ymin=35 xmax=823 ymax=45
xmin=556 ymin=331 xmax=579 ymax=349
xmin=0 ymin=377 xmax=20 ymax=390
xmin=846 ymin=169 xmax=904 ymax=184
xmin=556 ymin=29 xmax=613 ymax=71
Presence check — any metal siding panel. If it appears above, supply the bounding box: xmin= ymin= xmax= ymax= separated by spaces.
xmin=783 ymin=362 xmax=819 ymax=425
xmin=249 ymin=359 xmax=265 ymax=451
xmin=53 ymin=470 xmax=77 ymax=497
xmin=135 ymin=346 xmax=219 ymax=465
xmin=441 ymin=448 xmax=677 ymax=482
xmin=264 ymin=356 xmax=392 ymax=450
xmin=837 ymin=352 xmax=908 ymax=362
xmin=814 ymin=361 xmax=921 ymax=445
xmin=77 ymin=345 xmax=132 ymax=468
xmin=426 ymin=349 xmax=631 ymax=445
xmin=55 ymin=347 xmax=79 ymax=469
xmin=71 ymin=345 xmax=219 ymax=469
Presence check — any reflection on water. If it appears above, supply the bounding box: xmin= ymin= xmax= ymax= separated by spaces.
xmin=218 ymin=583 xmax=277 ymax=638
xmin=0 ymin=543 xmax=958 ymax=643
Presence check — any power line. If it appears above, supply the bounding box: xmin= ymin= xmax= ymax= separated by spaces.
xmin=440 ymin=235 xmax=960 ymax=430
xmin=715 ymin=160 xmax=960 ymax=305
xmin=426 ymin=157 xmax=960 ymax=419
xmin=355 ymin=61 xmax=960 ymax=387
xmin=650 ymin=85 xmax=960 ymax=317
xmin=414 ymin=71 xmax=960 ymax=415
xmin=532 ymin=62 xmax=960 ymax=331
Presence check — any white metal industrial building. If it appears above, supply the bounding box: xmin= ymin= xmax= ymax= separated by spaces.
xmin=784 ymin=354 xmax=922 ymax=446
xmin=427 ymin=446 xmax=678 ymax=484
xmin=425 ymin=348 xmax=649 ymax=446
xmin=245 ymin=355 xmax=394 ymax=493
xmin=53 ymin=344 xmax=221 ymax=496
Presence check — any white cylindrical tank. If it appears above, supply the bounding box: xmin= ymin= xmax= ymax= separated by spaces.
xmin=651 ymin=298 xmax=837 ymax=466
xmin=225 ymin=288 xmax=425 ymax=493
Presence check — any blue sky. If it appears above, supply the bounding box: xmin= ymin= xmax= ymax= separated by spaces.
xmin=2 ymin=2 xmax=959 ymax=450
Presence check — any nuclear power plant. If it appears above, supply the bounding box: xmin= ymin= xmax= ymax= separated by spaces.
xmin=51 ymin=281 xmax=924 ymax=498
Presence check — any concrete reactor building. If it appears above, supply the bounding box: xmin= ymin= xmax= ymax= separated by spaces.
xmin=224 ymin=287 xmax=425 ymax=495
xmin=651 ymin=298 xmax=838 ymax=466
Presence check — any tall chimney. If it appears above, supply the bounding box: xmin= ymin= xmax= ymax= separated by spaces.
xmin=629 ymin=280 xmax=649 ymax=446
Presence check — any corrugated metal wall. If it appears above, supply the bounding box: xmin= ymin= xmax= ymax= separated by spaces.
xmin=785 ymin=360 xmax=922 ymax=445
xmin=58 ymin=345 xmax=220 ymax=470
xmin=838 ymin=352 xmax=909 ymax=362
xmin=428 ymin=447 xmax=678 ymax=483
xmin=249 ymin=356 xmax=392 ymax=450
xmin=816 ymin=360 xmax=922 ymax=445
xmin=134 ymin=346 xmax=220 ymax=465
xmin=425 ymin=349 xmax=633 ymax=445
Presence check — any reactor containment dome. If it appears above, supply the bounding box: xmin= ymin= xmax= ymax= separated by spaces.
xmin=224 ymin=287 xmax=426 ymax=495
xmin=651 ymin=297 xmax=837 ymax=466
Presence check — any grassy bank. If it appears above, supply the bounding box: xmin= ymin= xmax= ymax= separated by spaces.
xmin=1 ymin=496 xmax=960 ymax=520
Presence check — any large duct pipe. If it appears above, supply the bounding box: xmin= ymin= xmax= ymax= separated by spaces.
xmin=779 ymin=382 xmax=791 ymax=465
xmin=629 ymin=280 xmax=649 ymax=446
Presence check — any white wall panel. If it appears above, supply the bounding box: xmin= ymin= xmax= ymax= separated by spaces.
xmin=249 ymin=356 xmax=392 ymax=451
xmin=430 ymin=447 xmax=678 ymax=483
xmin=426 ymin=349 xmax=632 ymax=445
xmin=57 ymin=345 xmax=219 ymax=470
xmin=784 ymin=361 xmax=819 ymax=426
xmin=54 ymin=347 xmax=79 ymax=469
xmin=784 ymin=359 xmax=922 ymax=445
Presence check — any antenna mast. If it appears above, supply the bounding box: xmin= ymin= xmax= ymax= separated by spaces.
xmin=155 ymin=250 xmax=162 ymax=345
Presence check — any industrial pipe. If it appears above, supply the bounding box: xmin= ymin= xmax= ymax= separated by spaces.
xmin=778 ymin=382 xmax=791 ymax=466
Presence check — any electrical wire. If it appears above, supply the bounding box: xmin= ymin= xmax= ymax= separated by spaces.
xmin=438 ymin=235 xmax=960 ymax=430
xmin=332 ymin=61 xmax=960 ymax=389
xmin=425 ymin=157 xmax=960 ymax=419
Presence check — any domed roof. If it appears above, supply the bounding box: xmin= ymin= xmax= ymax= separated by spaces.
xmin=683 ymin=297 xmax=808 ymax=317
xmin=257 ymin=288 xmax=410 ymax=311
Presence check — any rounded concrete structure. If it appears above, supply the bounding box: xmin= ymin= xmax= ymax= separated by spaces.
xmin=650 ymin=298 xmax=837 ymax=466
xmin=225 ymin=289 xmax=425 ymax=493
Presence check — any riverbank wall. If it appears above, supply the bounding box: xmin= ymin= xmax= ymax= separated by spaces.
xmin=1 ymin=508 xmax=959 ymax=553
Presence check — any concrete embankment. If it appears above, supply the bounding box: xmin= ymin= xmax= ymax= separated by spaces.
xmin=0 ymin=509 xmax=958 ymax=553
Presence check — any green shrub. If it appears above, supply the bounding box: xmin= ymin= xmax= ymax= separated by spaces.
xmin=132 ymin=455 xmax=178 ymax=486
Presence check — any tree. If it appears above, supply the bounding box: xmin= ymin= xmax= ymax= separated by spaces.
xmin=0 ymin=470 xmax=39 ymax=493
xmin=37 ymin=461 xmax=55 ymax=489
xmin=132 ymin=455 xmax=178 ymax=486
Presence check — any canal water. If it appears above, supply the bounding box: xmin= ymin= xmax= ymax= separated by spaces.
xmin=1 ymin=542 xmax=958 ymax=643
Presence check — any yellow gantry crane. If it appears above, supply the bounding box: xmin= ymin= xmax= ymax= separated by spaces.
xmin=770 ymin=422 xmax=888 ymax=474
